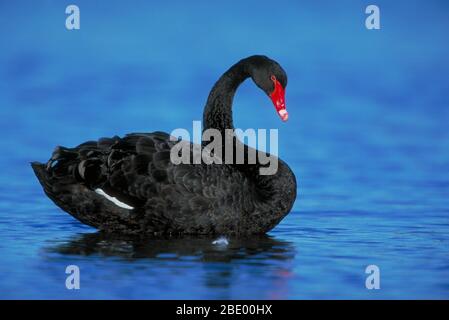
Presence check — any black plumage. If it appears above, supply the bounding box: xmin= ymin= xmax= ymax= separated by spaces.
xmin=31 ymin=55 xmax=297 ymax=235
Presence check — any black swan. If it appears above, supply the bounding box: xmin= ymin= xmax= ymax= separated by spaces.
xmin=31 ymin=55 xmax=297 ymax=235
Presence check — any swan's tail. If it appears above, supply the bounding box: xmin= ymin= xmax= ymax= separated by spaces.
xmin=30 ymin=160 xmax=101 ymax=228
xmin=31 ymin=152 xmax=138 ymax=232
xmin=31 ymin=161 xmax=55 ymax=198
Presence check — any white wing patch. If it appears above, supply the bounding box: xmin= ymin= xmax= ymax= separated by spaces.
xmin=95 ymin=188 xmax=134 ymax=210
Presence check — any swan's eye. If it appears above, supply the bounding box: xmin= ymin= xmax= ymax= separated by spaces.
xmin=270 ymin=75 xmax=276 ymax=82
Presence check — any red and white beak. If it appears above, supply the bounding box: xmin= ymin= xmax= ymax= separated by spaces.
xmin=269 ymin=76 xmax=288 ymax=122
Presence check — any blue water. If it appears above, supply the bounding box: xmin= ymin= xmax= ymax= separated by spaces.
xmin=1 ymin=1 xmax=449 ymax=299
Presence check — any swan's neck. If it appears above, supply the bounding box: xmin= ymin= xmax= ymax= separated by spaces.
xmin=201 ymin=58 xmax=297 ymax=223
xmin=203 ymin=60 xmax=249 ymax=133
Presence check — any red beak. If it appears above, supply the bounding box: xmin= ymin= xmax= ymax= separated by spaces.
xmin=270 ymin=77 xmax=288 ymax=121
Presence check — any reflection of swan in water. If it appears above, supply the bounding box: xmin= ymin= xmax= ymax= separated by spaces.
xmin=49 ymin=232 xmax=295 ymax=263
xmin=47 ymin=232 xmax=295 ymax=298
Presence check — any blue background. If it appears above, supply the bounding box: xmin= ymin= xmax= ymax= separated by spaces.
xmin=0 ymin=0 xmax=448 ymax=299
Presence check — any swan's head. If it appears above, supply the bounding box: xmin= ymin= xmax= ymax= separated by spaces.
xmin=249 ymin=55 xmax=288 ymax=122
